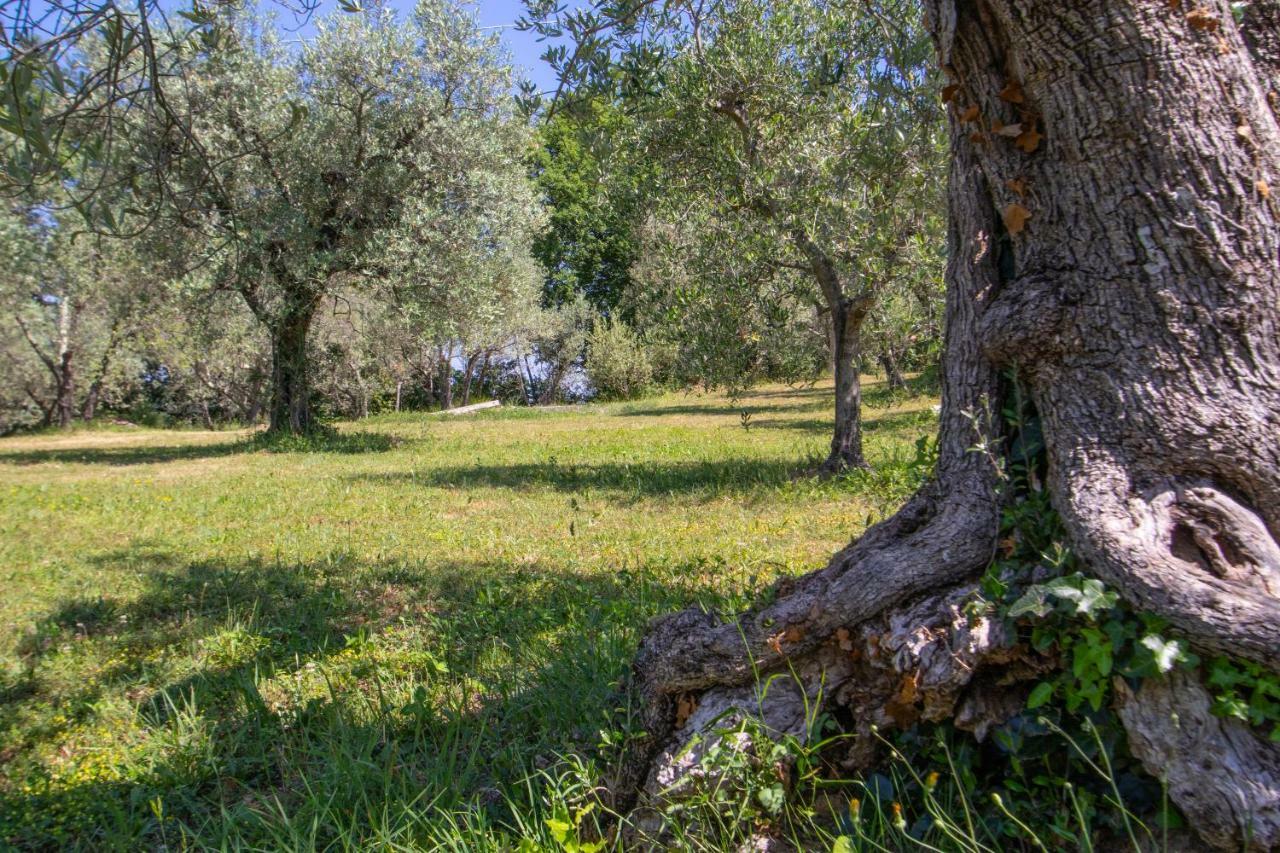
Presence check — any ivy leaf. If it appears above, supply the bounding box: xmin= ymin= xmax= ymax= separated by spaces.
xmin=1027 ymin=681 xmax=1054 ymax=709
xmin=1008 ymin=586 xmax=1051 ymax=619
xmin=1141 ymin=634 xmax=1185 ymax=673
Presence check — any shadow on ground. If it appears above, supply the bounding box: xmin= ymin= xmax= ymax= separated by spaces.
xmin=751 ymin=408 xmax=936 ymax=436
xmin=349 ymin=457 xmax=805 ymax=497
xmin=0 ymin=548 xmax=725 ymax=849
xmin=0 ymin=429 xmax=399 ymax=467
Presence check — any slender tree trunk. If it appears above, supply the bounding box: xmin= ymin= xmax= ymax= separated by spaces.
xmin=52 ymin=296 xmax=78 ymax=429
xmin=52 ymin=349 xmax=75 ymax=429
xmin=523 ymin=353 xmax=540 ymax=404
xmin=438 ymin=350 xmax=453 ymax=410
xmin=475 ymin=351 xmax=492 ymax=400
xmin=879 ymin=350 xmax=907 ymax=391
xmin=824 ymin=301 xmax=869 ymax=472
xmin=244 ymin=373 xmax=266 ymax=427
xmin=394 ymin=380 xmax=403 ymax=413
xmin=615 ymin=3 xmax=1280 ymax=849
xmin=82 ymin=317 xmax=124 ymax=421
xmin=514 ymin=353 xmax=528 ymax=404
xmin=460 ymin=350 xmax=480 ymax=406
xmin=538 ymin=361 xmax=566 ymax=406
xmin=350 ymin=359 xmax=368 ymax=419
xmin=267 ymin=302 xmax=317 ymax=434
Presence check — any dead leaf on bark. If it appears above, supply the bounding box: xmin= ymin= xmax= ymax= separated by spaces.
xmin=1014 ymin=126 xmax=1043 ymax=153
xmin=998 ymin=80 xmax=1025 ymax=104
xmin=941 ymin=83 xmax=961 ymax=103
xmin=895 ymin=672 xmax=920 ymax=705
xmin=1186 ymin=7 xmax=1219 ymax=30
xmin=767 ymin=631 xmax=786 ymax=656
xmin=992 ymin=121 xmax=1023 ymax=138
xmin=1005 ymin=177 xmax=1028 ymax=196
xmin=1004 ymin=203 xmax=1031 ymax=235
xmin=969 ymin=131 xmax=987 ymax=145
xmin=959 ymin=105 xmax=980 ymax=123
xmin=784 ymin=625 xmax=806 ymax=644
xmin=1257 ymin=179 xmax=1271 ymax=199
xmin=836 ymin=627 xmax=855 ymax=651
xmin=674 ymin=693 xmax=698 ymax=728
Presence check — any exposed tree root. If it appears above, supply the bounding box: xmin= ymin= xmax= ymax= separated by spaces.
xmin=1117 ymin=672 xmax=1280 ymax=851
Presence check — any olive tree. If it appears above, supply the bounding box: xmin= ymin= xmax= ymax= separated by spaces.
xmin=577 ymin=0 xmax=944 ymax=471
xmin=1 ymin=201 xmax=161 ymax=430
xmin=122 ymin=0 xmax=539 ymax=433
xmin=532 ymin=1 xmax=1280 ymax=847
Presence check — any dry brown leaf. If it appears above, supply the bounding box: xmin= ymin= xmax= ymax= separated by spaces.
xmin=1257 ymin=180 xmax=1271 ymax=199
xmin=1015 ymin=126 xmax=1043 ymax=153
xmin=998 ymin=80 xmax=1025 ymax=104
xmin=767 ymin=631 xmax=786 ymax=656
xmin=895 ymin=672 xmax=920 ymax=705
xmin=1005 ymin=177 xmax=1028 ymax=196
xmin=959 ymin=104 xmax=980 ymax=123
xmin=970 ymin=131 xmax=987 ymax=145
xmin=1004 ymin=203 xmax=1031 ymax=235
xmin=1186 ymin=7 xmax=1219 ymax=30
xmin=675 ymin=694 xmax=698 ymax=728
xmin=885 ymin=699 xmax=919 ymax=728
xmin=784 ymin=625 xmax=806 ymax=644
xmin=941 ymin=83 xmax=961 ymax=103
xmin=993 ymin=122 xmax=1024 ymax=138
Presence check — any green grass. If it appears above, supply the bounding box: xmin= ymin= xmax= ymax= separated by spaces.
xmin=0 ymin=379 xmax=938 ymax=850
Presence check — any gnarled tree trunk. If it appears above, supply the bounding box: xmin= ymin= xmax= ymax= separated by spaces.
xmin=616 ymin=2 xmax=1280 ymax=849
xmin=267 ymin=301 xmax=317 ymax=434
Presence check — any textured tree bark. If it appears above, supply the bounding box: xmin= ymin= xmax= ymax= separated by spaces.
xmin=615 ymin=2 xmax=1280 ymax=848
xmin=52 ymin=348 xmax=75 ymax=429
xmin=879 ymin=351 xmax=907 ymax=392
xmin=267 ymin=301 xmax=317 ymax=434
xmin=824 ymin=301 xmax=870 ymax=472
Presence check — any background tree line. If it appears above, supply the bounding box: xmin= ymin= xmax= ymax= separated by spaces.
xmin=1 ymin=0 xmax=947 ymax=446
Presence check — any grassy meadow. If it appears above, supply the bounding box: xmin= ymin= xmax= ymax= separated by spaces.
xmin=0 ymin=379 xmax=938 ymax=850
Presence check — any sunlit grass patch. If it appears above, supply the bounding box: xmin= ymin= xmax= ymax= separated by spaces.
xmin=0 ymin=379 xmax=937 ymax=849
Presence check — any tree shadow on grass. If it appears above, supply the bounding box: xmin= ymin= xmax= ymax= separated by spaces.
xmin=0 ymin=429 xmax=400 ymax=467
xmin=750 ymin=407 xmax=937 ymax=436
xmin=616 ymin=398 xmax=828 ymax=418
xmin=349 ymin=457 xmax=804 ymax=498
xmin=0 ymin=550 xmax=729 ymax=850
